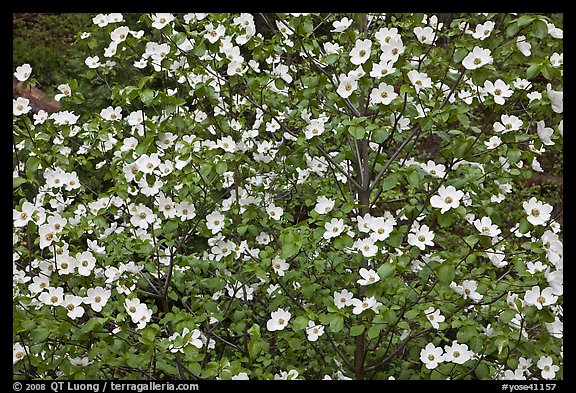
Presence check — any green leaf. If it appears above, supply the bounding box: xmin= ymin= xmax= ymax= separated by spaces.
xmin=456 ymin=325 xmax=476 ymax=343
xmin=31 ymin=328 xmax=51 ymax=342
xmin=526 ymin=64 xmax=541 ymax=79
xmin=72 ymin=317 xmax=104 ymax=340
xmin=453 ymin=48 xmax=468 ymax=64
xmin=437 ymin=264 xmax=455 ymax=285
xmin=140 ymin=89 xmax=156 ymax=105
xmin=471 ymin=67 xmax=489 ymax=86
xmin=13 ymin=177 xmax=27 ymax=188
xmin=349 ymin=126 xmax=366 ymax=139
xmin=164 ymin=220 xmax=178 ymax=237
xmin=350 ymin=325 xmax=365 ymax=337
xmin=280 ymin=242 xmax=300 ymax=259
xmin=437 ymin=212 xmax=453 ymax=228
xmin=474 ymin=362 xmax=490 ymax=379
xmin=499 ymin=309 xmax=516 ymax=324
xmin=292 ymin=316 xmax=309 ymax=331
xmin=457 ymin=114 xmax=470 ymax=129
xmin=377 ymin=263 xmax=396 ymax=280
xmin=382 ymin=309 xmax=397 ymax=324
xmin=517 ymin=15 xmax=536 ymax=27
xmin=381 ymin=173 xmax=400 ymax=193
xmin=367 ymin=324 xmax=382 ymax=339
xmin=507 ymin=148 xmax=522 ymax=163
xmin=330 ymin=315 xmax=344 ymax=333
xmin=531 ymin=19 xmax=548 ymax=39
xmin=215 ymin=161 xmax=227 ymax=175
xmin=464 ymin=234 xmax=479 ymax=248
xmin=505 ymin=21 xmax=520 ymax=37
xmin=518 ymin=218 xmax=532 ymax=234
xmin=248 ymin=339 xmax=262 ymax=359
xmin=26 ymin=156 xmax=41 ymax=173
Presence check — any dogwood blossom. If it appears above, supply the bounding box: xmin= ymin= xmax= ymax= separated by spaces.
xmin=349 ymin=39 xmax=372 ymax=65
xmin=524 ymin=286 xmax=558 ymax=310
xmin=424 ymin=306 xmax=445 ymax=329
xmin=14 ymin=63 xmax=32 ymax=81
xmin=537 ymin=356 xmax=560 ymax=379
xmin=523 ymin=197 xmax=553 ymax=226
xmin=266 ymin=308 xmax=291 ymax=331
xmin=420 ymin=343 xmax=445 ymax=369
xmin=462 ymin=46 xmax=493 ymax=70
xmin=407 ymin=224 xmax=435 ymax=250
xmin=430 ymin=185 xmax=464 ymax=213
xmin=357 ymin=268 xmax=380 ymax=286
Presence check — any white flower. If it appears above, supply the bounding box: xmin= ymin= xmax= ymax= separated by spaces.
xmin=100 ymin=105 xmax=123 ymax=121
xmin=536 ymin=120 xmax=554 ymax=146
xmin=76 ymin=251 xmax=96 ymax=276
xmin=461 ymin=280 xmax=483 ymax=301
xmin=266 ymin=204 xmax=284 ymax=220
xmin=444 ymin=341 xmax=473 ymax=364
xmin=304 ymin=119 xmax=326 ymax=139
xmin=484 ymin=79 xmax=513 ymax=105
xmin=84 ymin=286 xmax=111 ymax=312
xmin=430 ymin=185 xmax=464 ymax=214
xmin=494 ymin=114 xmax=523 ymax=133
xmin=324 ymin=218 xmax=345 ymax=240
xmin=349 ymin=39 xmax=372 ymax=65
xmin=13 ymin=97 xmax=31 ymax=116
xmin=271 ymin=256 xmax=289 ymax=276
xmin=420 ymin=343 xmax=445 ymax=369
xmin=472 ymin=21 xmax=495 ymax=40
xmin=13 ymin=342 xmax=27 ymax=365
xmin=130 ymin=204 xmax=156 ymax=229
xmin=370 ymin=82 xmax=398 ymax=105
xmin=485 ymin=136 xmax=502 ymax=149
xmin=337 ymin=75 xmax=358 ymax=98
xmin=408 ymin=70 xmax=433 ymax=91
xmin=546 ymin=83 xmax=563 ymax=114
xmin=350 ymin=296 xmax=380 ymax=315
xmin=62 ymin=295 xmax=85 ymax=319
xmin=407 ymin=224 xmax=435 ymax=250
xmin=151 ymin=13 xmax=175 ymax=30
xmin=545 ymin=316 xmax=563 ymax=339
xmin=424 ymin=306 xmax=445 ymax=329
xmin=537 ymin=356 xmax=559 ymax=380
xmin=474 ymin=216 xmax=501 ymax=237
xmin=206 ymin=211 xmax=226 ymax=234
xmin=523 ymin=197 xmax=553 ymax=226
xmin=462 ymin=46 xmax=493 ymax=70
xmin=485 ymin=249 xmax=507 ymax=268
xmin=414 ymin=26 xmax=435 ymax=44
xmin=354 ymin=237 xmax=378 ymax=257
xmin=357 ymin=268 xmax=380 ymax=286
xmin=306 ymin=321 xmax=325 ymax=342
xmin=85 ymin=55 xmax=101 ymax=69
xmin=266 ymin=308 xmax=291 ymax=331
xmin=369 ymin=216 xmax=395 ymax=242
xmin=420 ymin=160 xmax=446 ymax=178
xmin=516 ymin=35 xmax=532 ymax=56
xmin=549 ymin=52 xmax=563 ymax=68
xmin=14 ymin=63 xmax=32 ymax=81
xmin=231 ymin=373 xmax=250 ymax=380
xmin=524 ymin=286 xmax=558 ymax=310
xmin=39 ymin=286 xmax=65 ymax=307
xmin=331 ymin=17 xmax=353 ymax=33
xmin=334 ymin=289 xmax=354 ymax=309
xmin=370 ymin=60 xmax=396 ymax=79
xmin=314 ymin=196 xmax=335 ymax=214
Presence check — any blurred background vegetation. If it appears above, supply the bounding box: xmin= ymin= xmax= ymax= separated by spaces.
xmin=13 ymin=13 xmax=93 ymax=96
